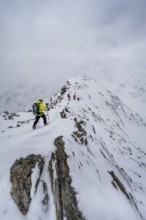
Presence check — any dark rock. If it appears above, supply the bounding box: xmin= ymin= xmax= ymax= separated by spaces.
xmin=4 ymin=111 xmax=9 ymax=114
xmin=64 ymin=107 xmax=70 ymax=113
xmin=8 ymin=115 xmax=14 ymax=120
xmin=92 ymin=125 xmax=96 ymax=134
xmin=3 ymin=112 xmax=19 ymax=120
xmin=10 ymin=154 xmax=44 ymax=215
xmin=60 ymin=86 xmax=67 ymax=95
xmin=49 ymin=136 xmax=85 ymax=220
xmin=108 ymin=170 xmax=130 ymax=200
xmin=41 ymin=180 xmax=49 ymax=211
xmin=74 ymin=117 xmax=77 ymax=122
xmin=76 ymin=121 xmax=86 ymax=134
xmin=60 ymin=110 xmax=67 ymax=118
xmin=72 ymin=120 xmax=88 ymax=145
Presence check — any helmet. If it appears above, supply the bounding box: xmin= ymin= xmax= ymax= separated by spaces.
xmin=38 ymin=99 xmax=43 ymax=103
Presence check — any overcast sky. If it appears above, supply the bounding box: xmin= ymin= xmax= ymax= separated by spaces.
xmin=0 ymin=0 xmax=146 ymax=84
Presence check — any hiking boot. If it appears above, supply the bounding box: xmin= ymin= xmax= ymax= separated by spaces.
xmin=33 ymin=125 xmax=36 ymax=129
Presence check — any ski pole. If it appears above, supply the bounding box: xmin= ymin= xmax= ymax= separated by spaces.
xmin=46 ymin=108 xmax=49 ymax=123
xmin=46 ymin=103 xmax=49 ymax=123
xmin=38 ymin=120 xmax=40 ymax=128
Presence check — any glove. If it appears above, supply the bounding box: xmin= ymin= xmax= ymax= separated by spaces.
xmin=46 ymin=103 xmax=50 ymax=111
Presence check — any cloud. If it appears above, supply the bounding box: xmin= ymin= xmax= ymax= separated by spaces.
xmin=0 ymin=0 xmax=146 ymax=84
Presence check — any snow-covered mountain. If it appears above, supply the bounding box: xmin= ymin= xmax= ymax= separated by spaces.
xmin=108 ymin=77 xmax=146 ymax=119
xmin=0 ymin=76 xmax=146 ymax=220
xmin=0 ymin=72 xmax=146 ymax=118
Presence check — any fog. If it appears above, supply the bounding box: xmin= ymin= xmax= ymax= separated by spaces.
xmin=0 ymin=0 xmax=146 ymax=85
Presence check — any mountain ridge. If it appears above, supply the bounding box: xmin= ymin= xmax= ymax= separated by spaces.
xmin=0 ymin=76 xmax=146 ymax=220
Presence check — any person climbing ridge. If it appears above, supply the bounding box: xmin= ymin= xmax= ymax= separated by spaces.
xmin=32 ymin=99 xmax=49 ymax=129
xmin=73 ymin=94 xmax=76 ymax=100
xmin=67 ymin=93 xmax=70 ymax=101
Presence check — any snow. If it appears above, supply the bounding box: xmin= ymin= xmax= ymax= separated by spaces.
xmin=0 ymin=76 xmax=146 ymax=220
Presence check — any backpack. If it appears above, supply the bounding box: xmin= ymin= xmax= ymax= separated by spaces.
xmin=32 ymin=103 xmax=39 ymax=115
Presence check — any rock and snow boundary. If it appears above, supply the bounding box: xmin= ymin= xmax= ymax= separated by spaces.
xmin=0 ymin=76 xmax=146 ymax=220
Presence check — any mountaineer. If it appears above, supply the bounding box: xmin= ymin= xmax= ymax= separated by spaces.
xmin=32 ymin=99 xmax=49 ymax=129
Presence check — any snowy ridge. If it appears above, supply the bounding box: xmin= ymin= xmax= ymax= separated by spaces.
xmin=0 ymin=76 xmax=146 ymax=220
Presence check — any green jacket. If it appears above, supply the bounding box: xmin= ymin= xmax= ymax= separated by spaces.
xmin=36 ymin=99 xmax=47 ymax=116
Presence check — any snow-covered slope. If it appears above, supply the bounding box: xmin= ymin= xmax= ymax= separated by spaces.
xmin=0 ymin=72 xmax=146 ymax=117
xmin=109 ymin=78 xmax=146 ymax=119
xmin=0 ymin=76 xmax=146 ymax=220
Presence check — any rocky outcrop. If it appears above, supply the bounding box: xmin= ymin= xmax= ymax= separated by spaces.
xmin=72 ymin=119 xmax=88 ymax=145
xmin=108 ymin=170 xmax=144 ymax=220
xmin=10 ymin=154 xmax=44 ymax=215
xmin=2 ymin=112 xmax=20 ymax=120
xmin=49 ymin=136 xmax=85 ymax=220
xmin=8 ymin=77 xmax=146 ymax=220
xmin=10 ymin=138 xmax=85 ymax=219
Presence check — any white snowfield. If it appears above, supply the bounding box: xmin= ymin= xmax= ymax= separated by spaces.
xmin=0 ymin=76 xmax=146 ymax=220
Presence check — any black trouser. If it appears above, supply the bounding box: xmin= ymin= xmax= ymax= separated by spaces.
xmin=33 ymin=113 xmax=47 ymax=127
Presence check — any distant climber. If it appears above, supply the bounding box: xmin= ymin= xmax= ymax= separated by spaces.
xmin=32 ymin=99 xmax=49 ymax=129
xmin=73 ymin=94 xmax=76 ymax=100
xmin=67 ymin=93 xmax=70 ymax=101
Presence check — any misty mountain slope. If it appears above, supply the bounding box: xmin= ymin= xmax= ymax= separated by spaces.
xmin=0 ymin=72 xmax=146 ymax=118
xmin=0 ymin=77 xmax=66 ymax=113
xmin=113 ymin=80 xmax=146 ymax=119
xmin=0 ymin=76 xmax=146 ymax=220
